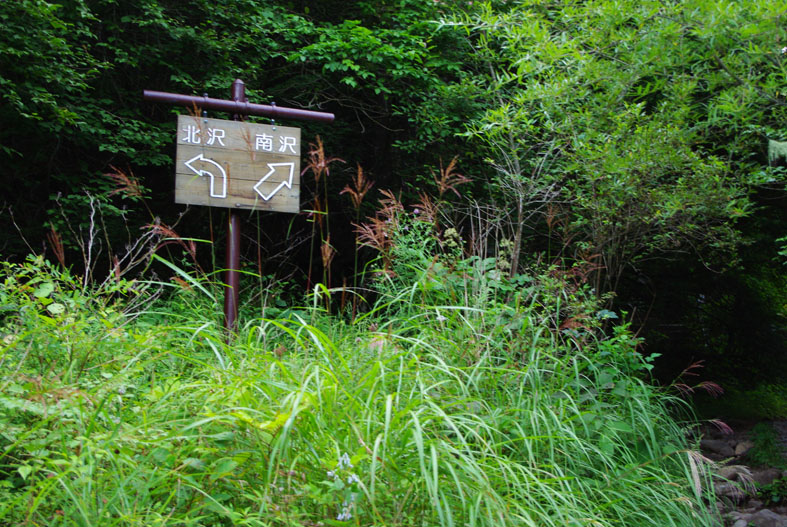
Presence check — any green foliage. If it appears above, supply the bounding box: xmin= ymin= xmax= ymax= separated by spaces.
xmin=439 ymin=0 xmax=787 ymax=289
xmin=290 ymin=19 xmax=434 ymax=94
xmin=758 ymin=477 xmax=787 ymax=506
xmin=0 ymin=0 xmax=485 ymax=282
xmin=649 ymin=233 xmax=787 ymax=389
xmin=0 ymin=254 xmax=718 ymax=526
xmin=3 ymin=0 xmax=787 ymax=441
xmin=4 ymin=0 xmax=785 ymax=299
xmin=0 ymin=0 xmax=105 ymax=135
xmin=747 ymin=422 xmax=787 ymax=470
xmin=0 ymin=256 xmax=144 ymax=380
xmin=695 ymin=384 xmax=787 ymax=422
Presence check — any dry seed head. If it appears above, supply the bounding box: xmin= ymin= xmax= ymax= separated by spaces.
xmin=377 ymin=189 xmax=404 ymax=222
xmin=303 ymin=135 xmax=344 ymax=183
xmin=143 ymin=220 xmax=196 ymax=260
xmin=341 ymin=164 xmax=374 ymax=210
xmin=46 ymin=227 xmax=66 ymax=268
xmin=707 ymin=419 xmax=734 ymax=435
xmin=105 ymin=165 xmax=144 ymax=198
xmin=413 ymin=192 xmax=438 ymax=224
xmin=697 ymin=381 xmax=724 ymax=398
xmin=320 ymin=236 xmax=336 ymax=268
xmin=434 ymin=156 xmax=470 ymax=198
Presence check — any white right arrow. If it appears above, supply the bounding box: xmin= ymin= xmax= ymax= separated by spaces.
xmin=253 ymin=162 xmax=295 ymax=201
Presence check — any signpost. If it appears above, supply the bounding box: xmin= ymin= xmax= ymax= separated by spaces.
xmin=144 ymin=80 xmax=334 ymax=336
xmin=175 ymin=115 xmax=301 ymax=212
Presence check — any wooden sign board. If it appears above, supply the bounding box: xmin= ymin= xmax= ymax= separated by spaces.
xmin=175 ymin=115 xmax=301 ymax=213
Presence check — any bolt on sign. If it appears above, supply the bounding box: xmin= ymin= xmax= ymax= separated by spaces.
xmin=175 ymin=115 xmax=301 ymax=213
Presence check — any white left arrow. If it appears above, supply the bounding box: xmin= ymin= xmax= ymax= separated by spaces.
xmin=184 ymin=153 xmax=227 ymax=198
xmin=253 ymin=162 xmax=295 ymax=201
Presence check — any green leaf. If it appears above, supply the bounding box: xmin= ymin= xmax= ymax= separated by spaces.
xmin=210 ymin=458 xmax=239 ymax=481
xmin=46 ymin=302 xmax=65 ymax=315
xmin=33 ymin=282 xmax=54 ymax=298
xmin=183 ymin=458 xmax=205 ymax=470
xmin=17 ymin=465 xmax=32 ymax=481
xmin=598 ymin=434 xmax=616 ymax=456
xmin=607 ymin=421 xmax=633 ymax=433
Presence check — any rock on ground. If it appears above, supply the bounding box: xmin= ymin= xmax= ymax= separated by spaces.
xmin=699 ymin=420 xmax=787 ymax=527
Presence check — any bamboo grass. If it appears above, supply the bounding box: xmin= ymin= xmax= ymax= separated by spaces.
xmin=0 ymin=257 xmax=718 ymax=526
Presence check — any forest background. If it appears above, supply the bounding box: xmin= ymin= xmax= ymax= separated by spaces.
xmin=3 ymin=0 xmax=787 ymax=412
xmin=3 ymin=0 xmax=787 ymax=525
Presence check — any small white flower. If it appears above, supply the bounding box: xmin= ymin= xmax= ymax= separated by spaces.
xmin=347 ymin=473 xmax=360 ymax=484
xmin=337 ymin=499 xmax=353 ymax=521
xmin=338 ymin=452 xmax=353 ymax=469
xmin=782 ymin=46 xmax=787 ymax=54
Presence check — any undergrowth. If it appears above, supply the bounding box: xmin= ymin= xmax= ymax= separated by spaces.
xmin=747 ymin=422 xmax=787 ymax=470
xmin=0 ymin=255 xmax=719 ymax=526
xmin=695 ymin=383 xmax=787 ymax=421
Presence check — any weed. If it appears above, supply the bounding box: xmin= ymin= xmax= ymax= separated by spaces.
xmin=758 ymin=477 xmax=787 ymax=506
xmin=0 ymin=253 xmax=719 ymax=526
xmin=747 ymin=422 xmax=787 ymax=470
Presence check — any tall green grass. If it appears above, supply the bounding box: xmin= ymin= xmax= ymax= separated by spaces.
xmin=0 ymin=256 xmax=718 ymax=526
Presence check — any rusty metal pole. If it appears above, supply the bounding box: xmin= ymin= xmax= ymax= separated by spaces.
xmin=224 ymin=79 xmax=245 ymax=336
xmin=142 ymin=89 xmax=334 ymax=122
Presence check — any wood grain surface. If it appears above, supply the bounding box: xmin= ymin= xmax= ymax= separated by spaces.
xmin=174 ymin=115 xmax=301 ymax=213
